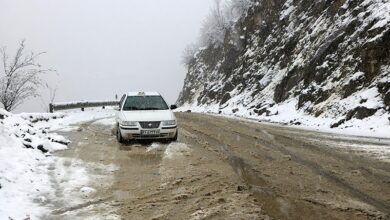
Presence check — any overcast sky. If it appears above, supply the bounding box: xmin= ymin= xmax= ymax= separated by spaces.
xmin=0 ymin=0 xmax=212 ymax=112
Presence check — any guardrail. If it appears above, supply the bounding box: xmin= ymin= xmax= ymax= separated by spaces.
xmin=49 ymin=101 xmax=119 ymax=113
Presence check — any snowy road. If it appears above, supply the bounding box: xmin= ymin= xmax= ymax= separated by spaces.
xmin=46 ymin=113 xmax=390 ymax=219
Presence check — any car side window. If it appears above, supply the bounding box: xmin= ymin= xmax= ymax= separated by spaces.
xmin=119 ymin=94 xmax=126 ymax=110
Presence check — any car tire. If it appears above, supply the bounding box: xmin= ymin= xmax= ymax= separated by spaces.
xmin=116 ymin=125 xmax=125 ymax=143
xmin=171 ymin=130 xmax=178 ymax=142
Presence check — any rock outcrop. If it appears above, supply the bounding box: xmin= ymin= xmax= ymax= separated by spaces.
xmin=177 ymin=0 xmax=390 ymax=132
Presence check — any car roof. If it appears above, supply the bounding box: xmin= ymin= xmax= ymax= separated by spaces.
xmin=127 ymin=91 xmax=161 ymax=96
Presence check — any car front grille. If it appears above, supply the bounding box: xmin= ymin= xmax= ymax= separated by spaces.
xmin=132 ymin=133 xmax=170 ymax=139
xmin=139 ymin=121 xmax=161 ymax=129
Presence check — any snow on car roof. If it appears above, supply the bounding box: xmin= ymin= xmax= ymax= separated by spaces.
xmin=127 ymin=91 xmax=161 ymax=96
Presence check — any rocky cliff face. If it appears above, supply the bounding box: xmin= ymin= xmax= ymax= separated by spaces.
xmin=177 ymin=0 xmax=390 ymax=134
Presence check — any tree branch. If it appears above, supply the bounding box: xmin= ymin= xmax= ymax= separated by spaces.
xmin=0 ymin=40 xmax=53 ymax=111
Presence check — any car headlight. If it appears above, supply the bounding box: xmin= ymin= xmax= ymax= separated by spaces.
xmin=121 ymin=121 xmax=138 ymax=126
xmin=162 ymin=120 xmax=176 ymax=126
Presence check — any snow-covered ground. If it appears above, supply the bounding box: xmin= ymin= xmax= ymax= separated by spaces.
xmin=0 ymin=108 xmax=116 ymax=220
xmin=177 ymin=102 xmax=390 ymax=139
xmin=33 ymin=108 xmax=116 ymax=132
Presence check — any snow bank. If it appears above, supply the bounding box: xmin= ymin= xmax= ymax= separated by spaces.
xmin=0 ymin=107 xmax=117 ymax=219
xmin=92 ymin=117 xmax=116 ymax=126
xmin=0 ymin=110 xmax=70 ymax=219
xmin=146 ymin=142 xmax=165 ymax=152
xmin=42 ymin=107 xmax=116 ymax=131
xmin=177 ymin=101 xmax=390 ymax=139
xmin=1 ymin=112 xmax=71 ymax=153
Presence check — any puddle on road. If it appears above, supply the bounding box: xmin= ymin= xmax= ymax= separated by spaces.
xmin=228 ymin=155 xmax=267 ymax=187
xmin=119 ymin=145 xmax=132 ymax=151
xmin=218 ymin=144 xmax=267 ymax=188
xmin=117 ymin=142 xmax=168 ymax=166
xmin=128 ymin=153 xmax=163 ymax=166
xmin=119 ymin=142 xmax=191 ymax=166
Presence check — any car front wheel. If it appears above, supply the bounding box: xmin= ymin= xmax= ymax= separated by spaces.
xmin=116 ymin=125 xmax=125 ymax=143
xmin=171 ymin=130 xmax=178 ymax=142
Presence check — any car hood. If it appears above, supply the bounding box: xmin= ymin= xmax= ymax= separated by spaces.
xmin=121 ymin=110 xmax=175 ymax=122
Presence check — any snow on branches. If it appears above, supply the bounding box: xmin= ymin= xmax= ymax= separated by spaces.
xmin=182 ymin=0 xmax=254 ymax=67
xmin=0 ymin=41 xmax=53 ymax=111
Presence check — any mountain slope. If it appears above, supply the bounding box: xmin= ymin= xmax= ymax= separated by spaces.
xmin=177 ymin=0 xmax=390 ymax=137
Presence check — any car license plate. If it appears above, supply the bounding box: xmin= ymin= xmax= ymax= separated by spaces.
xmin=141 ymin=130 xmax=160 ymax=136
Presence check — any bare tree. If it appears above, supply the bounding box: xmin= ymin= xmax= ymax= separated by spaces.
xmin=227 ymin=0 xmax=253 ymax=21
xmin=181 ymin=43 xmax=198 ymax=67
xmin=0 ymin=40 xmax=52 ymax=111
xmin=199 ymin=0 xmax=229 ymax=46
xmin=198 ymin=0 xmax=253 ymax=47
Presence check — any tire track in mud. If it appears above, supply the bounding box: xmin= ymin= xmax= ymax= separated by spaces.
xmin=272 ymin=134 xmax=390 ymax=184
xmin=184 ymin=113 xmax=390 ymax=181
xmin=246 ymin=128 xmax=390 ymax=215
xmin=51 ymin=196 xmax=113 ymax=215
xmin=80 ymin=117 xmax=115 ymax=136
xmin=174 ymin=126 xmax=270 ymax=220
xmin=180 ymin=125 xmax=268 ymax=187
xmin=180 ymin=122 xmax=327 ymax=220
xmin=177 ymin=113 xmax=390 ymax=218
xmin=266 ymin=133 xmax=390 ymax=215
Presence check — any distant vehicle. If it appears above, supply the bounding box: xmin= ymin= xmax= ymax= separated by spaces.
xmin=115 ymin=91 xmax=178 ymax=143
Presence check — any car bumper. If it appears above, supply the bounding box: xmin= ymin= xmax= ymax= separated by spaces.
xmin=120 ymin=126 xmax=177 ymax=140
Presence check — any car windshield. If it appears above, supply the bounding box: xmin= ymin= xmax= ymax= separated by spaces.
xmin=122 ymin=95 xmax=169 ymax=111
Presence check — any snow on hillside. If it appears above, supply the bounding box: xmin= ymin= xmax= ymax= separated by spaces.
xmin=177 ymin=0 xmax=390 ymax=138
xmin=0 ymin=108 xmax=116 ymax=219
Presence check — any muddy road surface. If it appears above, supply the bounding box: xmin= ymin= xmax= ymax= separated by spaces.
xmin=46 ymin=113 xmax=390 ymax=220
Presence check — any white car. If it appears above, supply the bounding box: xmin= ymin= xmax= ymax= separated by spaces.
xmin=115 ymin=92 xmax=178 ymax=143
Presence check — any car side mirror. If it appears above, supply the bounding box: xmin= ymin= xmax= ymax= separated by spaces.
xmin=113 ymin=106 xmax=120 ymax=111
xmin=170 ymin=105 xmax=177 ymax=110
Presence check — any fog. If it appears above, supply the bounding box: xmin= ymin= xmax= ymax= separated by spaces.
xmin=0 ymin=0 xmax=212 ymax=112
